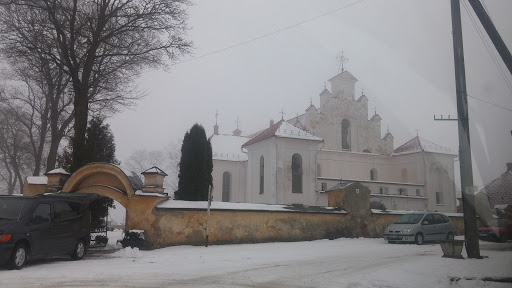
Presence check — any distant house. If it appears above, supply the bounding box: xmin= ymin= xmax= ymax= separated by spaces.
xmin=472 ymin=163 xmax=512 ymax=221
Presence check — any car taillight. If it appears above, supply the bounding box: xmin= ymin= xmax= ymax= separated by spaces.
xmin=0 ymin=234 xmax=12 ymax=242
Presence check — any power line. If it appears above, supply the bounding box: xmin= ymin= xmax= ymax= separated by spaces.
xmin=461 ymin=0 xmax=512 ymax=94
xmin=468 ymin=94 xmax=512 ymax=112
xmin=171 ymin=0 xmax=368 ymax=67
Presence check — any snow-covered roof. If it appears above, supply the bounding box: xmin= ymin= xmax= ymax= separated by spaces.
xmin=46 ymin=168 xmax=70 ymax=175
xmin=393 ymin=136 xmax=457 ymax=156
xmin=211 ymin=134 xmax=249 ymax=161
xmin=141 ymin=166 xmax=168 ymax=176
xmin=157 ymin=200 xmax=344 ymax=214
xmin=480 ymin=170 xmax=512 ymax=208
xmin=242 ymin=120 xmax=322 ymax=148
xmin=26 ymin=176 xmax=48 ymax=185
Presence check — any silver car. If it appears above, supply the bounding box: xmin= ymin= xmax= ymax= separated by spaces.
xmin=383 ymin=212 xmax=455 ymax=245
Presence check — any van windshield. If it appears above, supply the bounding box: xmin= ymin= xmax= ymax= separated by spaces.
xmin=0 ymin=198 xmax=34 ymax=220
xmin=394 ymin=214 xmax=424 ymax=224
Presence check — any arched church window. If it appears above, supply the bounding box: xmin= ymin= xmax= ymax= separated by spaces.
xmin=259 ymin=156 xmax=264 ymax=194
xmin=317 ymin=163 xmax=321 ymax=177
xmin=370 ymin=168 xmax=377 ymax=181
xmin=341 ymin=119 xmax=351 ymax=150
xmin=401 ymin=168 xmax=408 ymax=183
xmin=292 ymin=153 xmax=303 ymax=193
xmin=222 ymin=171 xmax=231 ymax=202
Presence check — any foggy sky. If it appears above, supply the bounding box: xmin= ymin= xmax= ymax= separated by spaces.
xmin=108 ymin=0 xmax=512 ymax=189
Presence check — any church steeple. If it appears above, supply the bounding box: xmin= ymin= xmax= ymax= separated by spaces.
xmin=213 ymin=110 xmax=219 ymax=135
xmin=232 ymin=117 xmax=242 ymax=136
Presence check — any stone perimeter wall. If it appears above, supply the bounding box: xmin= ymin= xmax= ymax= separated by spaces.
xmin=137 ymin=208 xmax=466 ymax=249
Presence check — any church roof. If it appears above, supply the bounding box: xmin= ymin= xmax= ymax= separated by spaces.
xmin=211 ymin=134 xmax=249 ymax=161
xmin=370 ymin=114 xmax=382 ymax=122
xmin=328 ymin=70 xmax=358 ymax=83
xmin=306 ymin=104 xmax=317 ymax=112
xmin=319 ymin=88 xmax=331 ymax=96
xmin=356 ymin=94 xmax=368 ymax=102
xmin=393 ymin=136 xmax=457 ymax=156
xmin=242 ymin=120 xmax=322 ymax=148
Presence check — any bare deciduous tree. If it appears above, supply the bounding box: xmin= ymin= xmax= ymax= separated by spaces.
xmin=0 ymin=103 xmax=32 ymax=194
xmin=0 ymin=0 xmax=192 ymax=172
xmin=124 ymin=140 xmax=181 ymax=193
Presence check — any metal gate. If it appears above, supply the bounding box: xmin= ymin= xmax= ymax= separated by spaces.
xmin=89 ymin=198 xmax=109 ymax=248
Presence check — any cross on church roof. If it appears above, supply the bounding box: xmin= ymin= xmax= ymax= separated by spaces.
xmin=235 ymin=116 xmax=240 ymax=129
xmin=279 ymin=108 xmax=285 ymax=120
xmin=215 ymin=109 xmax=219 ymax=125
xmin=337 ymin=51 xmax=349 ymax=73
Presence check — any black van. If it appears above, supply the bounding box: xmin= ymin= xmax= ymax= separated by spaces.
xmin=0 ymin=194 xmax=95 ymax=269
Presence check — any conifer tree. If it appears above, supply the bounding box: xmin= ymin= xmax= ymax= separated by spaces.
xmin=59 ymin=116 xmax=119 ymax=173
xmin=174 ymin=124 xmax=213 ymax=201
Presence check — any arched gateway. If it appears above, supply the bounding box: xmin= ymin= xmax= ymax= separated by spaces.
xmin=60 ymin=163 xmax=169 ymax=248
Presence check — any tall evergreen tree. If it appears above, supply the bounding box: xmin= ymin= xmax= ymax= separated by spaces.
xmin=59 ymin=116 xmax=119 ymax=173
xmin=175 ymin=124 xmax=213 ymax=201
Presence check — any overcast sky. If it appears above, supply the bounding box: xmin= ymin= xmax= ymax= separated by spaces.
xmin=108 ymin=0 xmax=512 ymax=189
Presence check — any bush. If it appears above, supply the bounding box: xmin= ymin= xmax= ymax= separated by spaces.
xmin=119 ymin=230 xmax=146 ymax=249
xmin=370 ymin=200 xmax=387 ymax=211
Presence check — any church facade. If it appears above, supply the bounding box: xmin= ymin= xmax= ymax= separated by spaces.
xmin=210 ymin=70 xmax=458 ymax=212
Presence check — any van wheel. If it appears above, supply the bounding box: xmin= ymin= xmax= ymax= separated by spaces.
xmin=415 ymin=233 xmax=424 ymax=245
xmin=446 ymin=232 xmax=455 ymax=240
xmin=71 ymin=239 xmax=86 ymax=260
xmin=8 ymin=244 xmax=27 ymax=270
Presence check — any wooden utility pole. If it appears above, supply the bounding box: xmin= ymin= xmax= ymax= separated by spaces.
xmin=467 ymin=0 xmax=512 ymax=76
xmin=450 ymin=0 xmax=480 ymax=259
xmin=205 ymin=185 xmax=213 ymax=247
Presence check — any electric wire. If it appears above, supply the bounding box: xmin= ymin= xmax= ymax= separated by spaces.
xmin=170 ymin=0 xmax=367 ymax=67
xmin=467 ymin=94 xmax=512 ymax=112
xmin=461 ymin=0 xmax=512 ymax=94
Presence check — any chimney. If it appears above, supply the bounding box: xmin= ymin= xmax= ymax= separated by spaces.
xmin=214 ymin=124 xmax=219 ymax=135
xmin=269 ymin=120 xmax=274 ymax=127
xmin=507 ymin=163 xmax=512 ymax=172
xmin=141 ymin=166 xmax=167 ymax=195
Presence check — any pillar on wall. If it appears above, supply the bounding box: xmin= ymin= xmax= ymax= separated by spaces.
xmin=141 ymin=166 xmax=168 ymax=194
xmin=45 ymin=168 xmax=71 ymax=193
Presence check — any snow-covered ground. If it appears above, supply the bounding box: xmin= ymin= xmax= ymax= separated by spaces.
xmin=1 ymin=234 xmax=511 ymax=288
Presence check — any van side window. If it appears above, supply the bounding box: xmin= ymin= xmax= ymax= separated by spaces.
xmin=423 ymin=214 xmax=434 ymax=225
xmin=433 ymin=214 xmax=444 ymax=224
xmin=32 ymin=203 xmax=51 ymax=223
xmin=53 ymin=201 xmax=79 ymax=221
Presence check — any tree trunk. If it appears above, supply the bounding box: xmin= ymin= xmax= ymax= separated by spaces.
xmin=71 ymin=84 xmax=89 ymax=173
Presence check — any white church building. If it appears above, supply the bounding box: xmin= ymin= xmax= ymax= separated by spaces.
xmin=210 ymin=70 xmax=458 ymax=212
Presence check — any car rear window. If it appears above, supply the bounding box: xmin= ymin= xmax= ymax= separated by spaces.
xmin=0 ymin=198 xmax=35 ymax=220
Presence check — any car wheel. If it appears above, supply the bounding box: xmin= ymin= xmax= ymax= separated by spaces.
xmin=415 ymin=233 xmax=424 ymax=245
xmin=8 ymin=244 xmax=27 ymax=270
xmin=71 ymin=239 xmax=86 ymax=260
xmin=446 ymin=232 xmax=455 ymax=240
